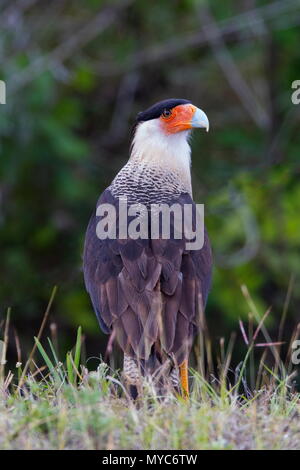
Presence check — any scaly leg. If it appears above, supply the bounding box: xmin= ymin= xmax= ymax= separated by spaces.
xmin=179 ymin=359 xmax=189 ymax=399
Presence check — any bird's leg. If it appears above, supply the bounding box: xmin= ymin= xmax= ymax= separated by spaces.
xmin=123 ymin=354 xmax=141 ymax=399
xmin=179 ymin=359 xmax=189 ymax=399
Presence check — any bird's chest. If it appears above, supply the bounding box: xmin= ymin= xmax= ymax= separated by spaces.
xmin=110 ymin=163 xmax=190 ymax=205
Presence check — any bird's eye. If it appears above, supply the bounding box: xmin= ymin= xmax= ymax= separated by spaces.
xmin=162 ymin=109 xmax=172 ymax=118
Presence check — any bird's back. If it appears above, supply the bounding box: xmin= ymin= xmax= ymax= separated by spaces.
xmin=83 ymin=159 xmax=212 ymax=384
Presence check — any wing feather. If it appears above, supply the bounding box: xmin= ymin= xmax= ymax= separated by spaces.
xmin=83 ymin=188 xmax=212 ymax=365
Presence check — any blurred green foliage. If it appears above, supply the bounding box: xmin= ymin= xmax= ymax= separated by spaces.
xmin=0 ymin=0 xmax=299 ymax=360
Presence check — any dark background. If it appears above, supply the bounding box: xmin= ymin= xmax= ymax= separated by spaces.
xmin=0 ymin=0 xmax=299 ymax=370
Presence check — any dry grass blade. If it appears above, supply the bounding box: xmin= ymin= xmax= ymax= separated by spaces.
xmin=13 ymin=328 xmax=22 ymax=364
xmin=18 ymin=286 xmax=57 ymax=389
xmin=253 ymin=306 xmax=272 ymax=341
xmin=239 ymin=320 xmax=249 ymax=345
xmin=255 ymin=341 xmax=285 ymax=347
xmin=278 ymin=273 xmax=295 ymax=344
xmin=0 ymin=308 xmax=11 ymax=384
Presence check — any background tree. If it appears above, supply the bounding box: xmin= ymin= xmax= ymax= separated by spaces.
xmin=0 ymin=0 xmax=299 ymax=368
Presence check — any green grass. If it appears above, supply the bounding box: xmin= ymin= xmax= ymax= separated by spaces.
xmin=0 ymin=286 xmax=299 ymax=450
xmin=0 ymin=364 xmax=299 ymax=450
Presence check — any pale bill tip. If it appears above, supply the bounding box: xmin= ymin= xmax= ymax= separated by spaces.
xmin=192 ymin=107 xmax=209 ymax=132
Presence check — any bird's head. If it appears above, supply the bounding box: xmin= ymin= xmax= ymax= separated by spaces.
xmin=130 ymin=99 xmax=209 ymax=184
xmin=136 ymin=98 xmax=209 ymax=135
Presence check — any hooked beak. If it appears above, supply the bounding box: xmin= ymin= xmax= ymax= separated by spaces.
xmin=191 ymin=107 xmax=209 ymax=132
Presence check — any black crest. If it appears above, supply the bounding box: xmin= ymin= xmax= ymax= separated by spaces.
xmin=136 ymin=98 xmax=191 ymax=122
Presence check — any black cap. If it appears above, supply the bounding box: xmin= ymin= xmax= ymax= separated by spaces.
xmin=136 ymin=98 xmax=191 ymax=122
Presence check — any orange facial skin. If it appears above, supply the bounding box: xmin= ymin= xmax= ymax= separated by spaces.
xmin=159 ymin=104 xmax=197 ymax=134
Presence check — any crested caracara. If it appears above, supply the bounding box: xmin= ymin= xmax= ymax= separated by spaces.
xmin=83 ymin=98 xmax=212 ymax=398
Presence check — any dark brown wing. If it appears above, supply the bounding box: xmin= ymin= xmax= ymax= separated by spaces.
xmin=83 ymin=189 xmax=212 ymax=365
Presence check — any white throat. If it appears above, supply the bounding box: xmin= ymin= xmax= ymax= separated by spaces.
xmin=130 ymin=119 xmax=192 ymax=193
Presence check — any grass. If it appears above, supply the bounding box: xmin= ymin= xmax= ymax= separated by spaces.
xmin=0 ymin=286 xmax=299 ymax=450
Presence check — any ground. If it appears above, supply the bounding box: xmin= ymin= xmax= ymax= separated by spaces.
xmin=1 ymin=364 xmax=299 ymax=450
